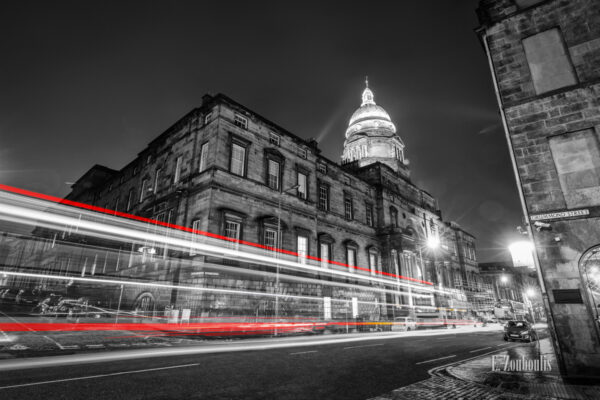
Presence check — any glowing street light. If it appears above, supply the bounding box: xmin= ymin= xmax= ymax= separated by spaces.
xmin=508 ymin=240 xmax=535 ymax=268
xmin=500 ymin=275 xmax=509 ymax=283
xmin=525 ymin=288 xmax=535 ymax=297
xmin=426 ymin=236 xmax=440 ymax=249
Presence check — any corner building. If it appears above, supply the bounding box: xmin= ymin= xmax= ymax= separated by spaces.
xmin=64 ymin=84 xmax=479 ymax=322
xmin=477 ymin=0 xmax=600 ymax=380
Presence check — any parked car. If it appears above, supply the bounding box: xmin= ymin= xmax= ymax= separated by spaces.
xmin=391 ymin=317 xmax=417 ymax=332
xmin=503 ymin=320 xmax=538 ymax=342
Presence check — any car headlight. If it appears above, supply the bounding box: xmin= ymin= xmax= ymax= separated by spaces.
xmin=521 ymin=330 xmax=529 ymax=335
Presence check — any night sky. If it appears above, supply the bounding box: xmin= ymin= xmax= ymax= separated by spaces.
xmin=0 ymin=1 xmax=524 ymax=262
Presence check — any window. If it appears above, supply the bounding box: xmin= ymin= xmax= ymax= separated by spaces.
xmin=549 ymin=129 xmax=600 ymax=208
xmin=264 ymin=228 xmax=278 ymax=249
xmin=522 ymin=28 xmax=577 ymax=95
xmin=299 ymin=148 xmax=307 ymax=159
xmin=346 ymin=247 xmax=356 ymax=273
xmin=173 ymin=156 xmax=183 ymax=184
xmin=233 ymin=114 xmax=247 ymax=129
xmin=318 ymin=183 xmax=329 ymax=211
xmin=297 ymin=235 xmax=308 ymax=264
xmin=225 ymin=221 xmax=241 ymax=241
xmin=140 ymin=179 xmax=148 ymax=202
xmin=366 ymin=204 xmax=374 ymax=227
xmin=146 ymin=155 xmax=152 ymax=165
xmin=199 ymin=142 xmax=209 ymax=172
xmin=204 ymin=112 xmax=211 ymax=125
xmin=154 ymin=168 xmax=162 ymax=193
xmin=317 ymin=162 xmax=327 ymax=174
xmin=390 ymin=207 xmax=398 ymax=227
xmin=108 ymin=183 xmax=113 ymax=192
xmin=133 ymin=166 xmax=139 ymax=175
xmin=297 ymin=172 xmax=307 ymax=199
xmin=344 ymin=197 xmax=353 ymax=220
xmin=127 ymin=188 xmax=135 ymax=210
xmin=230 ymin=143 xmax=246 ymax=176
xmin=269 ymin=132 xmax=280 ymax=146
xmin=369 ymin=249 xmax=379 ymax=275
xmin=320 ymin=242 xmax=330 ymax=269
xmin=267 ymin=159 xmax=280 ymax=190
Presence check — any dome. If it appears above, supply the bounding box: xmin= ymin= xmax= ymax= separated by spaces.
xmin=345 ymin=82 xmax=396 ymax=139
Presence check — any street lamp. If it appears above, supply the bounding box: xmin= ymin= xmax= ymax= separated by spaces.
xmin=426 ymin=236 xmax=440 ymax=249
xmin=274 ymin=183 xmax=300 ymax=335
xmin=508 ymin=240 xmax=535 ymax=268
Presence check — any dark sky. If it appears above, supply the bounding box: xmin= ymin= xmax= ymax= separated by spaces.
xmin=0 ymin=0 xmax=524 ymax=262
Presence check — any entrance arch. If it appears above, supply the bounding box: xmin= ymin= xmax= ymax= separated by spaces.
xmin=579 ymin=247 xmax=600 ymax=325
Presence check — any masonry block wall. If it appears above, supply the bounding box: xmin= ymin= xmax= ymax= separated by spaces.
xmin=478 ymin=0 xmax=600 ymax=379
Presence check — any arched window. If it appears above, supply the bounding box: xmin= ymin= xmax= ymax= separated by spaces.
xmin=344 ymin=240 xmax=358 ymax=274
xmin=318 ymin=233 xmax=335 ymax=270
xmin=368 ymin=247 xmax=380 ymax=275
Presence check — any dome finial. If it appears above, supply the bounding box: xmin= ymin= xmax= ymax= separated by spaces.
xmin=361 ymin=77 xmax=375 ymax=106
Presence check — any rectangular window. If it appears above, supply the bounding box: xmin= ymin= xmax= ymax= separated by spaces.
xmin=190 ymin=219 xmax=202 ymax=255
xmin=154 ymin=168 xmax=162 ymax=193
xmin=522 ymin=28 xmax=577 ymax=95
xmin=267 ymin=159 xmax=280 ymax=190
xmin=297 ymin=172 xmax=307 ymax=199
xmin=233 ymin=114 xmax=247 ymax=129
xmin=366 ymin=204 xmax=374 ymax=227
xmin=174 ymin=156 xmax=183 ymax=184
xmin=299 ymin=148 xmax=307 ymax=159
xmin=230 ymin=143 xmax=246 ymax=176
xmin=269 ymin=132 xmax=280 ymax=146
xmin=204 ymin=113 xmax=211 ymax=125
xmin=127 ymin=189 xmax=134 ymax=210
xmin=264 ymin=228 xmax=278 ymax=249
xmin=297 ymin=235 xmax=308 ymax=264
xmin=344 ymin=197 xmax=353 ymax=220
xmin=369 ymin=251 xmax=378 ymax=275
xmin=140 ymin=179 xmax=148 ymax=202
xmin=199 ymin=142 xmax=209 ymax=172
xmin=317 ymin=162 xmax=327 ymax=174
xmin=225 ymin=221 xmax=241 ymax=241
xmin=347 ymin=248 xmax=356 ymax=271
xmin=549 ymin=129 xmax=600 ymax=208
xmin=320 ymin=243 xmax=329 ymax=269
xmin=318 ymin=184 xmax=329 ymax=211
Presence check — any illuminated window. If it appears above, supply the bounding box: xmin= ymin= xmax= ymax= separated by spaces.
xmin=230 ymin=143 xmax=246 ymax=176
xmin=297 ymin=172 xmax=307 ymax=199
xmin=320 ymin=242 xmax=330 ymax=269
xmin=297 ymin=235 xmax=308 ymax=264
xmin=368 ymin=248 xmax=379 ymax=275
xmin=233 ymin=114 xmax=247 ymax=129
xmin=174 ymin=156 xmax=183 ymax=184
xmin=199 ymin=142 xmax=209 ymax=172
xmin=225 ymin=221 xmax=241 ymax=241
xmin=267 ymin=159 xmax=280 ymax=190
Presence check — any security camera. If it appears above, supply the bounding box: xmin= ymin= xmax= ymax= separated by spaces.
xmin=533 ymin=221 xmax=552 ymax=232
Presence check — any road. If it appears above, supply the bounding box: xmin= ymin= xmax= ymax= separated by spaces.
xmin=0 ymin=327 xmax=540 ymax=400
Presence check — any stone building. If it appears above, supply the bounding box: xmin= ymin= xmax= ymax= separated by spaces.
xmin=477 ymin=0 xmax=600 ymax=380
xmin=2 ymin=83 xmax=480 ymax=323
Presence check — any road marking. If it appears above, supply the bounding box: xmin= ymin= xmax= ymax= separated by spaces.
xmin=497 ymin=343 xmax=510 ymax=346
xmin=61 ymin=345 xmax=79 ymax=350
xmin=469 ymin=346 xmax=492 ymax=353
xmin=343 ymin=343 xmax=384 ymax=350
xmin=86 ymin=344 xmax=105 ymax=348
xmin=289 ymin=350 xmax=317 ymax=355
xmin=43 ymin=336 xmax=64 ymax=350
xmin=0 ymin=363 xmax=200 ymax=390
xmin=416 ymin=355 xmax=456 ymax=365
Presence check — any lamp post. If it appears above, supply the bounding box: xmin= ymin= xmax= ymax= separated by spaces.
xmin=274 ymin=183 xmax=300 ymax=336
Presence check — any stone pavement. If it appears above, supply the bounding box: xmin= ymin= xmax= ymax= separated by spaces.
xmin=370 ymin=338 xmax=600 ymax=400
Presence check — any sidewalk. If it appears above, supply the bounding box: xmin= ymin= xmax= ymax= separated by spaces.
xmin=371 ymin=338 xmax=600 ymax=400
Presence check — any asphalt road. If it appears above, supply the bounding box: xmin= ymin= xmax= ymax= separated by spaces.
xmin=0 ymin=328 xmax=540 ymax=400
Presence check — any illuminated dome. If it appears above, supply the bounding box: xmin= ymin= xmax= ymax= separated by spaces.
xmin=342 ymin=79 xmax=408 ymax=176
xmin=345 ymin=82 xmax=397 ymax=139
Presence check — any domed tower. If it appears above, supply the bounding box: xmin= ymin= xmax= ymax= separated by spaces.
xmin=341 ymin=79 xmax=409 ymax=177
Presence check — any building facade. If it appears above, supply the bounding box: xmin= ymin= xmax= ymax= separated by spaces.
xmin=477 ymin=0 xmax=600 ymax=379
xmin=2 ymin=84 xmax=481 ymax=324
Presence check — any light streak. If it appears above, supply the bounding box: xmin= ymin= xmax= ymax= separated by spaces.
xmin=0 ymin=199 xmax=452 ymax=296
xmin=0 ymin=183 xmax=433 ymax=285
